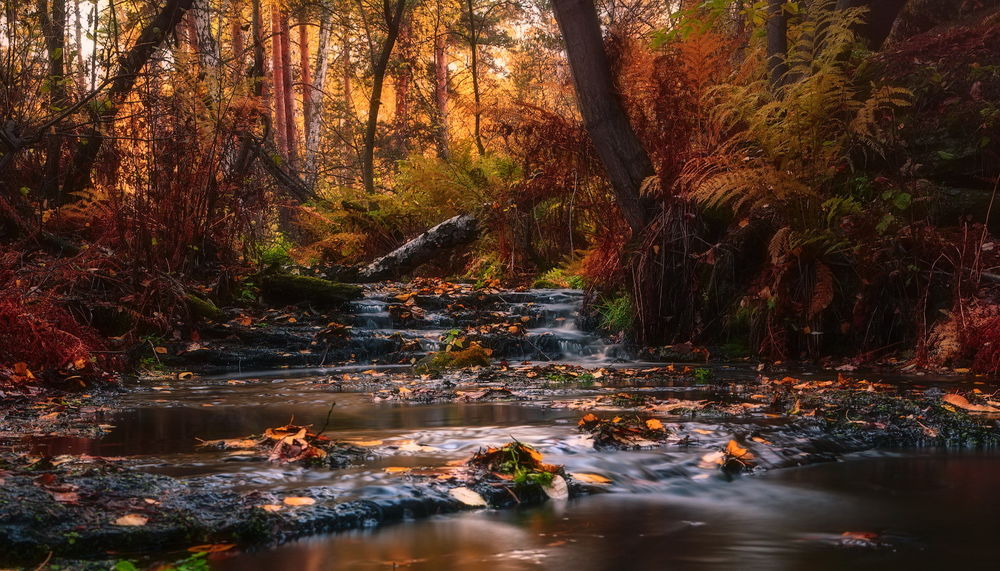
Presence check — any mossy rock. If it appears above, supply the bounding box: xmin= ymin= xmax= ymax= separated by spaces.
xmin=259 ymin=274 xmax=362 ymax=307
xmin=414 ymin=344 xmax=492 ymax=374
xmin=186 ymin=294 xmax=225 ymax=322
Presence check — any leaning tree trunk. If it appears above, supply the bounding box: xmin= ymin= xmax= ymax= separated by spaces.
xmin=354 ymin=213 xmax=479 ymax=281
xmin=550 ymin=0 xmax=655 ymax=237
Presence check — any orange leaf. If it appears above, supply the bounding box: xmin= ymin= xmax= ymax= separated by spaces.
xmin=569 ymin=472 xmax=611 ymax=484
xmin=725 ymin=439 xmax=752 ymax=459
xmin=282 ymin=496 xmax=316 ymax=506
xmin=188 ymin=544 xmax=236 ymax=554
xmin=645 ymin=418 xmax=665 ymax=431
xmin=941 ymin=393 xmax=1000 ymax=413
xmin=114 ymin=514 xmax=148 ymax=526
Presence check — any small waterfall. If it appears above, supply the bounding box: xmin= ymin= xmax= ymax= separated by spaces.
xmin=339 ymin=286 xmax=610 ymax=364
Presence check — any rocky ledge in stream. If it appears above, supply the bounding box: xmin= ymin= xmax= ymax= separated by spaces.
xmin=3 ymin=364 xmax=1000 ymax=568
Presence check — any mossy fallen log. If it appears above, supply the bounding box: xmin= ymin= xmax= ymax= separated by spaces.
xmin=259 ymin=274 xmax=362 ymax=307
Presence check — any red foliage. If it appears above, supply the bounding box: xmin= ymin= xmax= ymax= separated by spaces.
xmin=0 ymin=249 xmax=104 ymax=383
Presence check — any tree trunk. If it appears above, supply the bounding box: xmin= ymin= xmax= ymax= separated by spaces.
xmin=836 ymin=0 xmax=907 ymax=49
xmin=38 ymin=0 xmax=67 ymax=200
xmin=361 ymin=0 xmax=407 ymax=195
xmin=766 ymin=0 xmax=789 ymax=90
xmin=393 ymin=21 xmax=413 ymax=143
xmin=433 ymin=29 xmax=449 ymax=159
xmin=230 ymin=0 xmax=245 ymax=79
xmin=305 ymin=8 xmax=333 ymax=180
xmin=464 ymin=0 xmax=485 ymax=156
xmin=298 ymin=10 xmax=312 ymax=134
xmin=550 ymin=0 xmax=655 ymax=237
xmin=270 ymin=3 xmax=289 ymax=155
xmin=279 ymin=10 xmax=298 ymax=164
xmin=191 ymin=0 xmax=221 ymax=70
xmin=61 ymin=0 xmax=196 ymax=199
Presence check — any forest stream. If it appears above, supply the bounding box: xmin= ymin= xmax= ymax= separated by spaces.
xmin=8 ymin=286 xmax=1000 ymax=570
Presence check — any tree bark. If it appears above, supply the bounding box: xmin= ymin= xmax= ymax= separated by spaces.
xmin=38 ymin=0 xmax=67 ymax=200
xmin=270 ymin=3 xmax=289 ymax=155
xmin=433 ymin=29 xmax=449 ymax=159
xmin=279 ymin=10 xmax=298 ymax=164
xmin=299 ymin=10 xmax=313 ymax=133
xmin=61 ymin=0 xmax=196 ymax=199
xmin=550 ymin=0 xmax=655 ymax=237
xmin=305 ymin=7 xmax=333 ymax=180
xmin=836 ymin=0 xmax=907 ymax=49
xmin=191 ymin=0 xmax=221 ymax=70
xmin=766 ymin=0 xmax=789 ymax=90
xmin=230 ymin=0 xmax=245 ymax=79
xmin=361 ymin=0 xmax=407 ymax=195
xmin=464 ymin=0 xmax=485 ymax=155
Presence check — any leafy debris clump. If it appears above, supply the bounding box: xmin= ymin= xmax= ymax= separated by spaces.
xmin=577 ymin=413 xmax=672 ymax=450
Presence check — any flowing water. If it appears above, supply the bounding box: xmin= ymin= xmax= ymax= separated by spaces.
xmin=27 ymin=288 xmax=1000 ymax=569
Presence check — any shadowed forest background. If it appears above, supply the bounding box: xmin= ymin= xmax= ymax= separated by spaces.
xmin=2 ymin=0 xmax=1000 ymax=385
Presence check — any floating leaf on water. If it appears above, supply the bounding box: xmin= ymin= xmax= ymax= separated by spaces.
xmin=114 ymin=514 xmax=148 ymax=526
xmin=570 ymin=472 xmax=611 ymax=484
xmin=282 ymin=496 xmax=316 ymax=506
xmin=645 ymin=418 xmax=665 ymax=431
xmin=347 ymin=439 xmax=383 ymax=447
xmin=384 ymin=467 xmax=412 ymax=474
xmin=449 ymin=486 xmax=488 ymax=506
xmin=725 ymin=439 xmax=753 ymax=460
xmin=257 ymin=504 xmax=283 ymax=512
xmin=188 ymin=544 xmax=236 ymax=553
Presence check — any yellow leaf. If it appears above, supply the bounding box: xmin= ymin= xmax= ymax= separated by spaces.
xmin=257 ymin=504 xmax=283 ymax=512
xmin=645 ymin=418 xmax=665 ymax=431
xmin=282 ymin=496 xmax=316 ymax=506
xmin=384 ymin=467 xmax=412 ymax=474
xmin=114 ymin=514 xmax=148 ymax=526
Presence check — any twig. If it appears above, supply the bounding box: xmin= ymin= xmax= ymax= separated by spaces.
xmin=315 ymin=400 xmax=337 ymax=440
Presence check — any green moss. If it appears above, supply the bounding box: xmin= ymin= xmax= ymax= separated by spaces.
xmin=185 ymin=294 xmax=224 ymax=322
xmin=259 ymin=274 xmax=362 ymax=307
xmin=414 ymin=344 xmax=492 ymax=374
